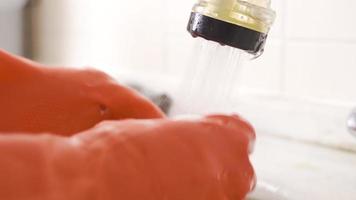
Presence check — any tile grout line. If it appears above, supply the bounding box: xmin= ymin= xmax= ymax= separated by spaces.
xmin=279 ymin=0 xmax=288 ymax=96
xmin=286 ymin=37 xmax=356 ymax=44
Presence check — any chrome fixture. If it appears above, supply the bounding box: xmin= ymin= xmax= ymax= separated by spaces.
xmin=347 ymin=109 xmax=356 ymax=137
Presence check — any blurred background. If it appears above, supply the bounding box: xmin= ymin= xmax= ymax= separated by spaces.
xmin=1 ymin=0 xmax=356 ymax=198
xmin=2 ymin=0 xmax=355 ymax=105
xmin=1 ymin=0 xmax=356 ymax=147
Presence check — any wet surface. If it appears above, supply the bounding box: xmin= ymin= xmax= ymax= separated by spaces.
xmin=251 ymin=135 xmax=356 ymax=200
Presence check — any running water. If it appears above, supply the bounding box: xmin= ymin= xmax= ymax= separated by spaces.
xmin=176 ymin=38 xmax=248 ymax=115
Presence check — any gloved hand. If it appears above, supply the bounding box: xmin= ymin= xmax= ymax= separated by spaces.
xmin=0 ymin=50 xmax=164 ymax=136
xmin=0 ymin=114 xmax=256 ymax=200
xmin=0 ymin=50 xmax=256 ymax=200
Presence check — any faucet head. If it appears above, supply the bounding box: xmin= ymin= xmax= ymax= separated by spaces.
xmin=187 ymin=0 xmax=275 ymax=56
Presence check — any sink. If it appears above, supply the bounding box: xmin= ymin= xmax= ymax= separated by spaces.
xmin=248 ymin=181 xmax=288 ymax=200
xmin=250 ymin=135 xmax=356 ymax=200
xmin=116 ymin=74 xmax=356 ymax=200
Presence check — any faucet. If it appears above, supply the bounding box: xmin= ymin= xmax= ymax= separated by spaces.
xmin=187 ymin=0 xmax=276 ymax=57
xmin=347 ymin=109 xmax=356 ymax=137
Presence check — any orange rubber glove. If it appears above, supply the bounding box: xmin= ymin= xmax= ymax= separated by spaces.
xmin=0 ymin=50 xmax=164 ymax=136
xmin=0 ymin=114 xmax=256 ymax=200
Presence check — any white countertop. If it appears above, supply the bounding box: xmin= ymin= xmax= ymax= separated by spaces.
xmin=251 ymin=135 xmax=356 ymax=200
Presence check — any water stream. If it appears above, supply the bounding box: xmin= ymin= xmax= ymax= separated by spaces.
xmin=177 ymin=38 xmax=248 ymax=115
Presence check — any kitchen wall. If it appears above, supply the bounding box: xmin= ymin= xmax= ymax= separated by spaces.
xmin=242 ymin=0 xmax=356 ymax=106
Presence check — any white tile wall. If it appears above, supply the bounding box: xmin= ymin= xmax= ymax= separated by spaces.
xmin=239 ymin=39 xmax=283 ymax=93
xmin=286 ymin=0 xmax=356 ymax=40
xmin=242 ymin=0 xmax=356 ymax=105
xmin=285 ymin=42 xmax=356 ymax=103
